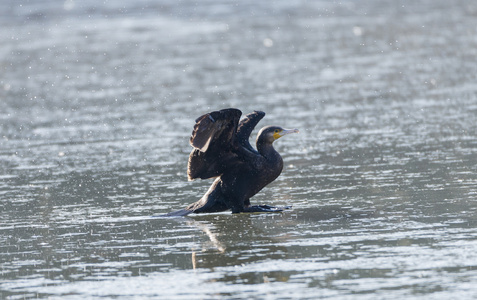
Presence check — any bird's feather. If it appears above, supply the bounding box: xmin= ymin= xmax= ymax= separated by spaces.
xmin=188 ymin=108 xmax=242 ymax=180
xmin=236 ymin=110 xmax=265 ymax=153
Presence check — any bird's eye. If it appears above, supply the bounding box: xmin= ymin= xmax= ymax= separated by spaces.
xmin=274 ymin=129 xmax=279 ymax=133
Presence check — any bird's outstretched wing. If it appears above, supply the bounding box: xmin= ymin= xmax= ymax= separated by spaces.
xmin=236 ymin=110 xmax=265 ymax=153
xmin=187 ymin=108 xmax=242 ymax=180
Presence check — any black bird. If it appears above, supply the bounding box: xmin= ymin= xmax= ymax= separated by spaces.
xmin=164 ymin=108 xmax=298 ymax=216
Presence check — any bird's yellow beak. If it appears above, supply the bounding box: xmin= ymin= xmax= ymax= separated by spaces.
xmin=273 ymin=128 xmax=299 ymax=140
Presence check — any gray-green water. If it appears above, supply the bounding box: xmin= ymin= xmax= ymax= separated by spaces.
xmin=2 ymin=0 xmax=477 ymax=298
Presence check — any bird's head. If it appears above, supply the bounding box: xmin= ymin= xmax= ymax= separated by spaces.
xmin=257 ymin=126 xmax=299 ymax=144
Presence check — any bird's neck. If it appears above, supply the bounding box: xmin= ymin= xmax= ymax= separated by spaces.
xmin=257 ymin=140 xmax=281 ymax=161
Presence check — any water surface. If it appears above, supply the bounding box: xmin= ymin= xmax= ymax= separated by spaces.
xmin=2 ymin=0 xmax=477 ymax=299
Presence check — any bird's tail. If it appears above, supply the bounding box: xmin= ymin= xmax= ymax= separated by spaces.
xmin=157 ymin=209 xmax=194 ymax=217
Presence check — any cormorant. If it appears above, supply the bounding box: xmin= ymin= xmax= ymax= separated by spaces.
xmin=164 ymin=108 xmax=298 ymax=216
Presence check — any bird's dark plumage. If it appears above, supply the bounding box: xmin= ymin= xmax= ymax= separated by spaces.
xmin=164 ymin=108 xmax=298 ymax=217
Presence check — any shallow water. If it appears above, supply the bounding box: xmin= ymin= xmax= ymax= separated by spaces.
xmin=2 ymin=0 xmax=477 ymax=298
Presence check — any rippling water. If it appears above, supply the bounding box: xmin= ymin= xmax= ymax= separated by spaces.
xmin=2 ymin=0 xmax=477 ymax=298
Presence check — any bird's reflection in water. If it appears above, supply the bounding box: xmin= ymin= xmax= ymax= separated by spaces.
xmin=187 ymin=218 xmax=226 ymax=270
xmin=188 ymin=219 xmax=226 ymax=253
xmin=162 ymin=205 xmax=378 ymax=269
xmin=175 ymin=213 xmax=290 ymax=270
xmin=161 ymin=206 xmax=379 ymax=287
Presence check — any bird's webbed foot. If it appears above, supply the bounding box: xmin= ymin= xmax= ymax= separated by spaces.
xmin=239 ymin=205 xmax=292 ymax=213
